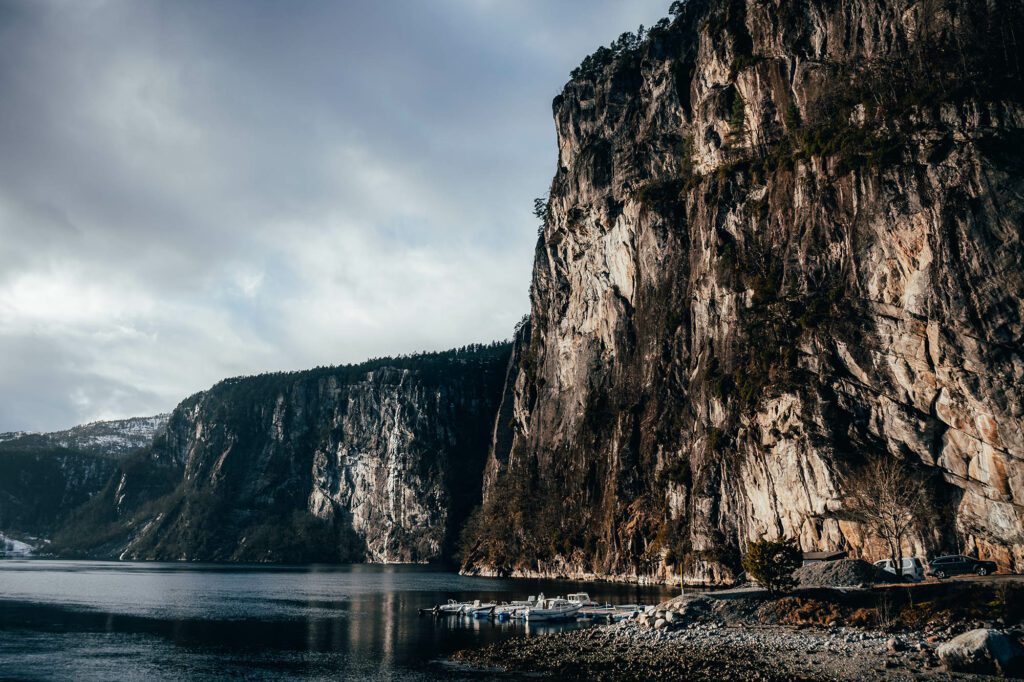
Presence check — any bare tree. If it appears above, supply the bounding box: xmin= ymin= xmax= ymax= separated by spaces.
xmin=842 ymin=457 xmax=931 ymax=574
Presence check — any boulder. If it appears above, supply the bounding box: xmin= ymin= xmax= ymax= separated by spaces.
xmin=937 ymin=629 xmax=1024 ymax=676
xmin=654 ymin=618 xmax=667 ymax=630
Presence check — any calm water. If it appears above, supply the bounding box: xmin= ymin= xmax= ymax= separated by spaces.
xmin=0 ymin=561 xmax=676 ymax=681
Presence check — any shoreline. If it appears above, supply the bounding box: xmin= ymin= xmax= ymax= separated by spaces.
xmin=452 ymin=575 xmax=1024 ymax=680
xmin=453 ymin=620 xmax=958 ymax=681
xmin=460 ymin=564 xmax=725 ymax=588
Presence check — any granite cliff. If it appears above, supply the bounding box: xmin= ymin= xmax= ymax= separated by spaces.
xmin=463 ymin=0 xmax=1024 ymax=584
xmin=52 ymin=345 xmax=509 ymax=563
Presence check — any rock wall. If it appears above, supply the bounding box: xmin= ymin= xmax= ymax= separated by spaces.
xmin=466 ymin=0 xmax=1024 ymax=583
xmin=53 ymin=345 xmax=509 ymax=563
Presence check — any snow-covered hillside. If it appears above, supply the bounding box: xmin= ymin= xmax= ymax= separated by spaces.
xmin=0 ymin=414 xmax=170 ymax=458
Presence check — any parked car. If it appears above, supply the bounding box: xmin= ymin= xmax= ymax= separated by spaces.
xmin=873 ymin=557 xmax=925 ymax=582
xmin=926 ymin=555 xmax=998 ymax=579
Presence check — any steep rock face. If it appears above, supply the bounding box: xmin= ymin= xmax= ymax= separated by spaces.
xmin=53 ymin=346 xmax=509 ymax=563
xmin=468 ymin=0 xmax=1024 ymax=583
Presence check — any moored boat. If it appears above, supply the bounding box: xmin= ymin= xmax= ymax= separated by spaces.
xmin=459 ymin=599 xmax=496 ymax=616
xmin=491 ymin=603 xmax=521 ymax=620
xmin=567 ymin=592 xmax=601 ymax=607
xmin=435 ymin=599 xmax=470 ymax=615
xmin=523 ymin=596 xmax=581 ymax=622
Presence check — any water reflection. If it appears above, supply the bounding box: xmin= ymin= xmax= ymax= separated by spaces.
xmin=0 ymin=561 xmax=675 ymax=681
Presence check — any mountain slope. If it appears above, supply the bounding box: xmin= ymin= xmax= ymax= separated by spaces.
xmin=51 ymin=344 xmax=511 ymax=563
xmin=0 ymin=415 xmax=169 ymax=459
xmin=0 ymin=415 xmax=168 ymax=540
xmin=463 ymin=0 xmax=1024 ymax=583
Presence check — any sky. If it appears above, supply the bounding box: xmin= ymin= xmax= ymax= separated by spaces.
xmin=0 ymin=0 xmax=671 ymax=432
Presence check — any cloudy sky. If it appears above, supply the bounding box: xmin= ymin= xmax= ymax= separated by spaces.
xmin=0 ymin=0 xmax=670 ymax=432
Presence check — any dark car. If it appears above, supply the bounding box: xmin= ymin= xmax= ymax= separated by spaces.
xmin=926 ymin=555 xmax=998 ymax=578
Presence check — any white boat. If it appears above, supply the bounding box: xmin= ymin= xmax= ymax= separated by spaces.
xmin=495 ymin=602 xmax=528 ymax=614
xmin=567 ymin=592 xmax=601 ymax=607
xmin=523 ymin=597 xmax=581 ymax=622
xmin=459 ymin=599 xmax=496 ymax=616
xmin=436 ymin=599 xmax=469 ymax=615
xmin=508 ymin=593 xmax=542 ymax=619
xmin=492 ymin=604 xmax=518 ymax=620
xmin=467 ymin=602 xmax=497 ymax=618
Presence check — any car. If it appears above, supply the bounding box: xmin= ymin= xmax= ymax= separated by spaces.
xmin=926 ymin=555 xmax=998 ymax=579
xmin=874 ymin=557 xmax=925 ymax=582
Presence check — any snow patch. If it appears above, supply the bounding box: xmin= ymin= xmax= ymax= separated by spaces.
xmin=0 ymin=533 xmax=35 ymax=557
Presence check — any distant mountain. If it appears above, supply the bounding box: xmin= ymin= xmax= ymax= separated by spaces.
xmin=0 ymin=415 xmax=169 ymax=543
xmin=0 ymin=414 xmax=170 ymax=459
xmin=49 ymin=344 xmax=511 ymax=563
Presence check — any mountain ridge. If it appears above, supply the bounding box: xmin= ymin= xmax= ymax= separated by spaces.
xmin=47 ymin=343 xmax=512 ymax=563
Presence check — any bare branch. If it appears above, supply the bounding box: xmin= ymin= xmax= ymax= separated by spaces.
xmin=840 ymin=456 xmax=931 ymax=571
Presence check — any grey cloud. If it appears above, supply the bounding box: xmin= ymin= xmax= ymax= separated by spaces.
xmin=0 ymin=0 xmax=670 ymax=431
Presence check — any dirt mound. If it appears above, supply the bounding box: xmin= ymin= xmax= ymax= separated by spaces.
xmin=793 ymin=559 xmax=892 ymax=587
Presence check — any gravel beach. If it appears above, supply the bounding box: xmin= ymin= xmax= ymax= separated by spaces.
xmin=454 ymin=620 xmax=984 ymax=681
xmin=452 ymin=576 xmax=1024 ymax=680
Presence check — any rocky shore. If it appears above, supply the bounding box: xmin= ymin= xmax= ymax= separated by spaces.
xmin=455 ymin=620 xmax=949 ymax=681
xmin=453 ymin=578 xmax=1024 ymax=680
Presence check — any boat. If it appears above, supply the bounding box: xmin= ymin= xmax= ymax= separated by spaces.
xmin=501 ymin=593 xmax=541 ymax=620
xmin=435 ymin=599 xmax=470 ymax=615
xmin=567 ymin=592 xmax=601 ymax=607
xmin=523 ymin=596 xmax=581 ymax=622
xmin=467 ymin=602 xmax=497 ymax=618
xmin=459 ymin=599 xmax=496 ymax=616
xmin=493 ymin=598 xmax=536 ymax=620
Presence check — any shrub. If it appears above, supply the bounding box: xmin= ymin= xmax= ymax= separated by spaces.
xmin=771 ymin=597 xmax=843 ymax=626
xmin=784 ymin=103 xmax=801 ymax=130
xmin=742 ymin=536 xmax=801 ymax=596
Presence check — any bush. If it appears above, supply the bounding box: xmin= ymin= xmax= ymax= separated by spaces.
xmin=742 ymin=537 xmax=801 ymax=596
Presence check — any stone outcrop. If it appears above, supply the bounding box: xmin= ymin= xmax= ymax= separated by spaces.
xmin=466 ymin=0 xmax=1024 ymax=583
xmin=52 ymin=345 xmax=509 ymax=563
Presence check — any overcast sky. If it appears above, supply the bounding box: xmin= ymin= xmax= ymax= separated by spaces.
xmin=0 ymin=0 xmax=671 ymax=432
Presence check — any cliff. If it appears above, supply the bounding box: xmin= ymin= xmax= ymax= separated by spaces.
xmin=51 ymin=345 xmax=509 ymax=563
xmin=464 ymin=0 xmax=1024 ymax=583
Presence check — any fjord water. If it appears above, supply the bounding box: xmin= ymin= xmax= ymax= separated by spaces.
xmin=0 ymin=561 xmax=675 ymax=681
